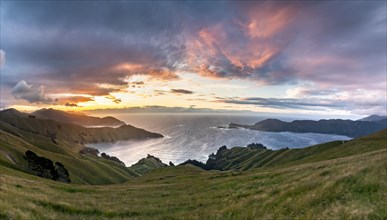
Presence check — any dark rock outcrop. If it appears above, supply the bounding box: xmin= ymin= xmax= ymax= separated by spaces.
xmin=247 ymin=143 xmax=267 ymax=150
xmin=101 ymin=153 xmax=125 ymax=166
xmin=55 ymin=162 xmax=71 ymax=183
xmin=24 ymin=150 xmax=71 ymax=183
xmin=79 ymin=147 xmax=100 ymax=156
xmin=79 ymin=147 xmax=125 ymax=166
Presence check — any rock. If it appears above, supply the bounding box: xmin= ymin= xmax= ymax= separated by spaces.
xmin=55 ymin=162 xmax=71 ymax=183
xmin=246 ymin=143 xmax=267 ymax=150
xmin=24 ymin=150 xmax=71 ymax=183
xmin=79 ymin=147 xmax=100 ymax=156
xmin=101 ymin=153 xmax=125 ymax=166
xmin=24 ymin=150 xmax=58 ymax=180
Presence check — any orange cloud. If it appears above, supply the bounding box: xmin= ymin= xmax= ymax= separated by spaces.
xmin=183 ymin=3 xmax=298 ymax=82
xmin=243 ymin=6 xmax=295 ymax=39
xmin=115 ymin=62 xmax=179 ymax=81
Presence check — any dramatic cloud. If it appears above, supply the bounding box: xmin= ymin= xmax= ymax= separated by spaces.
xmin=0 ymin=1 xmax=385 ymax=115
xmin=184 ymin=3 xmax=297 ymax=84
xmin=171 ymin=89 xmax=194 ymax=95
xmin=11 ymin=80 xmax=52 ymax=104
xmin=184 ymin=1 xmax=386 ymax=87
xmin=2 ymin=1 xmax=385 ymax=90
xmin=1 ymin=1 xmax=184 ymax=96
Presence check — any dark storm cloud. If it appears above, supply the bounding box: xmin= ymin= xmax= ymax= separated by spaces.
xmin=171 ymin=89 xmax=194 ymax=95
xmin=0 ymin=1 xmax=385 ymax=98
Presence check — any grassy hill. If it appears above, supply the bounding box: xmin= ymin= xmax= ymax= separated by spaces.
xmin=187 ymin=129 xmax=386 ymax=171
xmin=0 ymin=109 xmax=163 ymax=185
xmin=0 ymin=109 xmax=162 ymax=144
xmin=0 ymin=125 xmax=386 ymax=219
xmin=0 ymin=125 xmax=141 ymax=184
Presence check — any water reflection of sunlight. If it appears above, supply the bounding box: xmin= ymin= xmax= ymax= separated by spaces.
xmin=87 ymin=114 xmax=351 ymax=167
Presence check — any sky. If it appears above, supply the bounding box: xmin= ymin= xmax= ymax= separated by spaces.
xmin=0 ymin=1 xmax=386 ymax=117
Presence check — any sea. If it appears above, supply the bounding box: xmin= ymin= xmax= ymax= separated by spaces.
xmin=87 ymin=113 xmax=351 ymax=166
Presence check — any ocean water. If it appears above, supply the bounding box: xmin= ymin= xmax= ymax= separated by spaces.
xmin=87 ymin=114 xmax=351 ymax=166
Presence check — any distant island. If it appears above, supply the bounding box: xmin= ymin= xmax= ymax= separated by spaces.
xmin=224 ymin=115 xmax=387 ymax=138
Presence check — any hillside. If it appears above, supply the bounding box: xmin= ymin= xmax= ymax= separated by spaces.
xmin=229 ymin=118 xmax=387 ymax=137
xmin=0 ymin=129 xmax=386 ymax=219
xmin=0 ymin=109 xmax=163 ymax=184
xmin=183 ymin=129 xmax=387 ymax=171
xmin=0 ymin=126 xmax=140 ymax=184
xmin=0 ymin=108 xmax=162 ymax=144
xmin=32 ymin=108 xmax=125 ymax=127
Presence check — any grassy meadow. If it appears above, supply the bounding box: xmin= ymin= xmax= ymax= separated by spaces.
xmin=1 ymin=138 xmax=386 ymax=219
xmin=0 ymin=110 xmax=386 ymax=219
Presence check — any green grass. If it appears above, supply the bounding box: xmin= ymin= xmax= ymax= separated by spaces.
xmin=1 ymin=115 xmax=386 ymax=219
xmin=0 ymin=123 xmax=140 ymax=184
xmin=205 ymin=130 xmax=387 ymax=171
xmin=0 ymin=145 xmax=386 ymax=219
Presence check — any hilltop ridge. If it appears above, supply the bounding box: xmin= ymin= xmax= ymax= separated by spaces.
xmin=32 ymin=108 xmax=125 ymax=127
